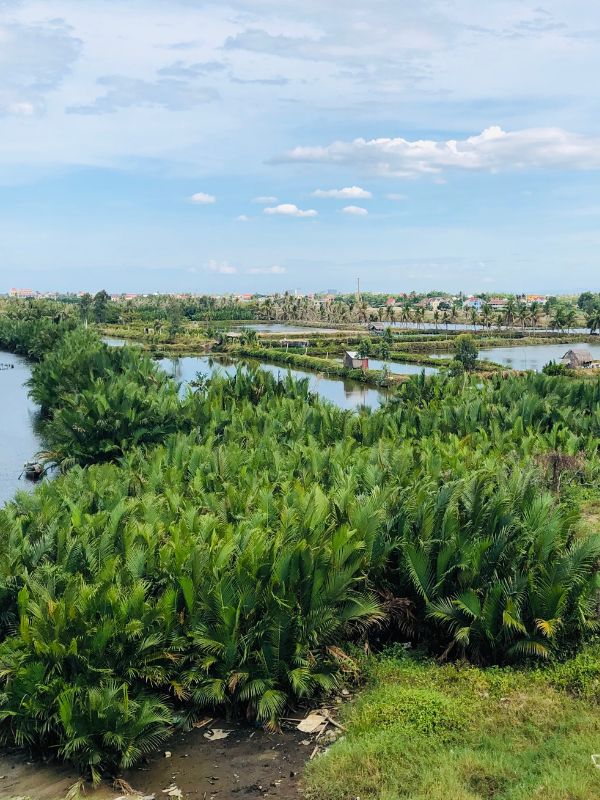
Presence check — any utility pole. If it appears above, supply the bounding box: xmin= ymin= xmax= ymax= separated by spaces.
xmin=356 ymin=277 xmax=361 ymax=305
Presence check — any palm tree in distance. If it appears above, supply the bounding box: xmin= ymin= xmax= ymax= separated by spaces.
xmin=481 ymin=303 xmax=493 ymax=330
xmin=586 ymin=305 xmax=600 ymax=334
xmin=504 ymin=296 xmax=517 ymax=328
xmin=529 ymin=302 xmax=541 ymax=332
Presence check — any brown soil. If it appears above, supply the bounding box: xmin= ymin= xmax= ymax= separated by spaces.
xmin=0 ymin=750 xmax=114 ymax=800
xmin=120 ymin=719 xmax=310 ymax=800
xmin=0 ymin=719 xmax=311 ymax=800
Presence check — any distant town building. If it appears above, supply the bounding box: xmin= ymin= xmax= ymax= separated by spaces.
xmin=9 ymin=288 xmax=36 ymax=299
xmin=426 ymin=297 xmax=447 ymax=311
xmin=463 ymin=297 xmax=484 ymax=311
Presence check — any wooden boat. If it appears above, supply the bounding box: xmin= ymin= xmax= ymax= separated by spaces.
xmin=22 ymin=462 xmax=45 ymax=481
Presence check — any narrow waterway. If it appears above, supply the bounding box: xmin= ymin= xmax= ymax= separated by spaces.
xmin=349 ymin=357 xmax=438 ymax=377
xmin=159 ymin=354 xmax=387 ymax=410
xmin=0 ymin=352 xmax=43 ymax=506
xmin=234 ymin=323 xmax=337 ymax=334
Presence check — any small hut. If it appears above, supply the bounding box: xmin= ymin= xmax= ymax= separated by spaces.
xmin=367 ymin=322 xmax=385 ymax=335
xmin=561 ymin=348 xmax=594 ymax=369
xmin=281 ymin=338 xmax=309 ymax=349
xmin=344 ymin=351 xmax=369 ymax=369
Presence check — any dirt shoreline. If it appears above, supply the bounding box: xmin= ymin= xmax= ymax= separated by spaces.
xmin=0 ymin=719 xmax=311 ymax=800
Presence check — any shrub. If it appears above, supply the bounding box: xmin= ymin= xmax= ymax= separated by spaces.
xmin=543 ymin=360 xmax=568 ymax=376
xmin=454 ymin=334 xmax=479 ymax=370
xmin=447 ymin=358 xmax=465 ymax=376
xmin=348 ymin=685 xmax=466 ymax=739
xmin=551 ymin=646 xmax=600 ymax=700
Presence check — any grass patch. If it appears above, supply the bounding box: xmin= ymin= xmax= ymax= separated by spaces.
xmin=304 ymin=648 xmax=600 ymax=800
xmin=578 ymin=500 xmax=600 ymax=537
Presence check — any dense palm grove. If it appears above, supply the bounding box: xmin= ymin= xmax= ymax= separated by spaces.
xmin=0 ymin=307 xmax=599 ymax=783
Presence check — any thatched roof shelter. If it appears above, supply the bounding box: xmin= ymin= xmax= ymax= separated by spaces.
xmin=561 ymin=348 xmax=594 ymax=368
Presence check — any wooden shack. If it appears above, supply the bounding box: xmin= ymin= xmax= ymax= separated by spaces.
xmin=561 ymin=348 xmax=594 ymax=369
xmin=344 ymin=351 xmax=369 ymax=369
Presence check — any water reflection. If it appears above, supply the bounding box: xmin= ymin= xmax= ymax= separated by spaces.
xmin=158 ymin=355 xmax=386 ymax=410
xmin=362 ymin=358 xmax=438 ymax=377
xmin=234 ymin=324 xmax=337 ymax=334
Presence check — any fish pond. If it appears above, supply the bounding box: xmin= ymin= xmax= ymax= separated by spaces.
xmin=431 ymin=341 xmax=600 ymax=372
xmin=158 ymin=355 xmax=387 ymax=410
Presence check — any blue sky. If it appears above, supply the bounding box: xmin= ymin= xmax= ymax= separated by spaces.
xmin=1 ymin=0 xmax=600 ymax=294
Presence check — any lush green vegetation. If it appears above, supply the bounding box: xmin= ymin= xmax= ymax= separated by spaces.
xmin=304 ymin=645 xmax=600 ymax=800
xmin=0 ymin=307 xmax=599 ymax=786
xmin=28 ymin=327 xmax=181 ymax=464
xmin=0 ymin=303 xmax=76 ymax=361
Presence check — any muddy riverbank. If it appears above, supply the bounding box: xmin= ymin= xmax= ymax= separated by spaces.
xmin=0 ymin=718 xmax=312 ymax=800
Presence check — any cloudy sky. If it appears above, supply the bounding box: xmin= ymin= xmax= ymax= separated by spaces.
xmin=1 ymin=0 xmax=600 ymax=294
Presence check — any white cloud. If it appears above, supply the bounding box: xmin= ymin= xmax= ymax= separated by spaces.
xmin=253 ymin=195 xmax=278 ymax=204
xmin=342 ymin=205 xmax=368 ymax=216
xmin=387 ymin=193 xmax=408 ymax=201
xmin=236 ymin=214 xmax=251 ymax=221
xmin=68 ymin=76 xmax=218 ymax=115
xmin=207 ymin=259 xmax=236 ymax=274
xmin=190 ymin=192 xmax=216 ymax=204
xmin=313 ymin=186 xmax=372 ymax=199
xmin=264 ymin=203 xmax=318 ymax=218
xmin=248 ymin=265 xmax=286 ymax=274
xmin=7 ymin=102 xmax=36 ymax=116
xmin=279 ymin=127 xmax=600 ymax=177
xmin=0 ymin=19 xmax=82 ymax=117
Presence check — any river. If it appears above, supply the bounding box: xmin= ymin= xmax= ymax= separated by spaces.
xmin=0 ymin=344 xmax=387 ymax=509
xmin=0 ymin=352 xmax=42 ymax=506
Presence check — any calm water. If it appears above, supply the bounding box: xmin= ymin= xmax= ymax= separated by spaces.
xmin=104 ymin=338 xmax=422 ymax=409
xmin=235 ymin=324 xmax=337 ymax=334
xmin=0 ymin=352 xmax=43 ymax=506
xmin=159 ymin=355 xmax=386 ymax=410
xmin=388 ymin=322 xmax=592 ymax=334
xmin=362 ymin=358 xmax=438 ymax=376
xmin=432 ymin=342 xmax=600 ymax=371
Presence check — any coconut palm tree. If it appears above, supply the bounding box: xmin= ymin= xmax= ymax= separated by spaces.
xmin=563 ymin=305 xmax=577 ymax=333
xmin=550 ymin=306 xmax=567 ymax=333
xmin=529 ymin=302 xmax=541 ymax=331
xmin=586 ymin=304 xmax=600 ymax=334
xmin=481 ymin=303 xmax=493 ymax=330
xmin=517 ymin=302 xmax=529 ymax=331
xmin=504 ymin=296 xmax=517 ymax=328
